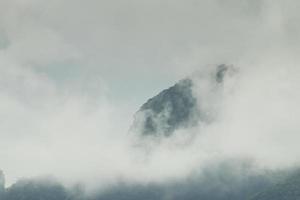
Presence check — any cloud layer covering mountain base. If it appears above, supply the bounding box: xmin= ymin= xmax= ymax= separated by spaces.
xmin=1 ymin=160 xmax=298 ymax=200
xmin=1 ymin=0 xmax=300 ymax=199
xmin=1 ymin=63 xmax=300 ymax=199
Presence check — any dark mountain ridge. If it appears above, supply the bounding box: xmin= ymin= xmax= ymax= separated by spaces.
xmin=2 ymin=64 xmax=299 ymax=200
xmin=131 ymin=64 xmax=233 ymax=137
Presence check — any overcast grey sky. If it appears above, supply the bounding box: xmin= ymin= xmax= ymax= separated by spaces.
xmin=1 ymin=0 xmax=300 ymax=187
xmin=2 ymin=0 xmax=299 ymax=105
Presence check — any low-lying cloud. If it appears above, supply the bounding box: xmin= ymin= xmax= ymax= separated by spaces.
xmin=0 ymin=0 xmax=300 ymax=194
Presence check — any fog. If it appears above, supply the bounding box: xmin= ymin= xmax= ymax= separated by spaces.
xmin=0 ymin=0 xmax=300 ymax=192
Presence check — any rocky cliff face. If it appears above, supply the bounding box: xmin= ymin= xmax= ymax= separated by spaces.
xmin=131 ymin=78 xmax=198 ymax=137
xmin=131 ymin=64 xmax=234 ymax=137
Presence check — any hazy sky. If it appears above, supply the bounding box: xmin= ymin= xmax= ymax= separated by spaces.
xmin=2 ymin=0 xmax=299 ymax=105
xmin=1 ymin=0 xmax=300 ymax=187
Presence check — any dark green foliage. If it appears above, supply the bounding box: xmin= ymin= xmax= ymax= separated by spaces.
xmin=4 ymin=178 xmax=70 ymax=200
xmin=91 ymin=160 xmax=282 ymax=200
xmin=92 ymin=183 xmax=164 ymax=200
xmin=251 ymin=170 xmax=300 ymax=200
xmin=1 ymin=163 xmax=298 ymax=200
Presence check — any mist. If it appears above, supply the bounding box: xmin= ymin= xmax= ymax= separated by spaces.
xmin=0 ymin=0 xmax=300 ymax=195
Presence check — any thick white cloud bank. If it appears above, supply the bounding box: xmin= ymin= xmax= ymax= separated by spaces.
xmin=0 ymin=0 xmax=300 ymax=190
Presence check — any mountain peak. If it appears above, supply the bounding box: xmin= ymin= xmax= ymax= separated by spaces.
xmin=131 ymin=64 xmax=234 ymax=137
